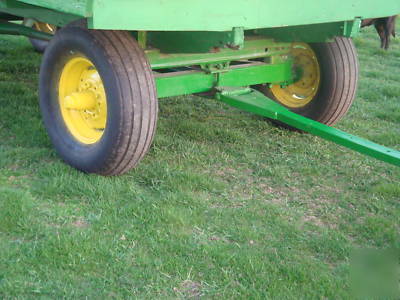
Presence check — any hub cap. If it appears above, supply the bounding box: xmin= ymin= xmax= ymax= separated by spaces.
xmin=59 ymin=57 xmax=107 ymax=144
xmin=271 ymin=43 xmax=320 ymax=108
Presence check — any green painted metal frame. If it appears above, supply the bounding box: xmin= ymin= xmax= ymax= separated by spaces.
xmin=155 ymin=61 xmax=292 ymax=98
xmin=151 ymin=36 xmax=293 ymax=98
xmin=0 ymin=20 xmax=52 ymax=40
xmin=216 ymin=88 xmax=400 ymax=167
xmin=146 ymin=38 xmax=290 ymax=69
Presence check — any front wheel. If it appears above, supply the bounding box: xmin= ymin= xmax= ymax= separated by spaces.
xmin=261 ymin=37 xmax=359 ymax=126
xmin=40 ymin=27 xmax=158 ymax=175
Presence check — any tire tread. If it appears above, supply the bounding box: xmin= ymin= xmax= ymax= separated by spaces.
xmin=90 ymin=30 xmax=158 ymax=175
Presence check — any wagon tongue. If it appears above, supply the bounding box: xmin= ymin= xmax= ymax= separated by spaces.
xmin=215 ymin=87 xmax=400 ymax=167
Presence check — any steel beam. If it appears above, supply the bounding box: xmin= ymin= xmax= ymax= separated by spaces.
xmin=147 ymin=38 xmax=290 ymax=70
xmin=155 ymin=62 xmax=292 ymax=98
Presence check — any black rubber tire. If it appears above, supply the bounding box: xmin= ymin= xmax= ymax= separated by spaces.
xmin=40 ymin=27 xmax=158 ymax=175
xmin=261 ymin=37 xmax=359 ymax=126
xmin=29 ymin=37 xmax=50 ymax=53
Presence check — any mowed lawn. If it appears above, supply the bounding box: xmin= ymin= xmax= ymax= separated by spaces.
xmin=0 ymin=27 xmax=399 ymax=299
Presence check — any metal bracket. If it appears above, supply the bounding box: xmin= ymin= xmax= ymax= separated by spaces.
xmin=343 ymin=18 xmax=362 ymax=37
xmin=201 ymin=62 xmax=231 ymax=74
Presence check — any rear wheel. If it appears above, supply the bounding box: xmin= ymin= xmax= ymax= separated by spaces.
xmin=261 ymin=37 xmax=359 ymax=126
xmin=40 ymin=27 xmax=158 ymax=175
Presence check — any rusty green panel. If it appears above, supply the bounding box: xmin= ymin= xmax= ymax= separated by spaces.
xmin=90 ymin=0 xmax=400 ymax=31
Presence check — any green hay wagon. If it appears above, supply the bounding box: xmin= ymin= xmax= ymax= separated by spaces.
xmin=0 ymin=0 xmax=399 ymax=175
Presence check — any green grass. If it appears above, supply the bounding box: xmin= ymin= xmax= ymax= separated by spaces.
xmin=0 ymin=27 xmax=399 ymax=299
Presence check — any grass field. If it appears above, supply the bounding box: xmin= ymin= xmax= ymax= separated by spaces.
xmin=0 ymin=27 xmax=399 ymax=298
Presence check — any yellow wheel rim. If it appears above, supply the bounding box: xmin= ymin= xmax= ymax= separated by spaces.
xmin=271 ymin=43 xmax=320 ymax=108
xmin=59 ymin=57 xmax=108 ymax=144
xmin=33 ymin=22 xmax=56 ymax=34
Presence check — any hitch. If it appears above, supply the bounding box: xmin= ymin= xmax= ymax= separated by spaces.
xmin=215 ymin=87 xmax=400 ymax=167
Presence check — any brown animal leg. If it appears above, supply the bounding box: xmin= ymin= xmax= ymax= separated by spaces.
xmin=375 ymin=23 xmax=388 ymax=49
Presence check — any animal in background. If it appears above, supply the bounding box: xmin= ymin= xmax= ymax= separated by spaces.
xmin=361 ymin=16 xmax=397 ymax=49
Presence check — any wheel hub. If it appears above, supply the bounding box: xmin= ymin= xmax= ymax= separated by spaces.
xmin=59 ymin=57 xmax=107 ymax=144
xmin=270 ymin=43 xmax=320 ymax=108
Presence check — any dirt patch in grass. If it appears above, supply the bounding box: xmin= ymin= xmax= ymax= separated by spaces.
xmin=71 ymin=218 xmax=88 ymax=228
xmin=174 ymin=280 xmax=203 ymax=298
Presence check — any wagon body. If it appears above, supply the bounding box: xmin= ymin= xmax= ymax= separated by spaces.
xmin=2 ymin=0 xmax=400 ymax=31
